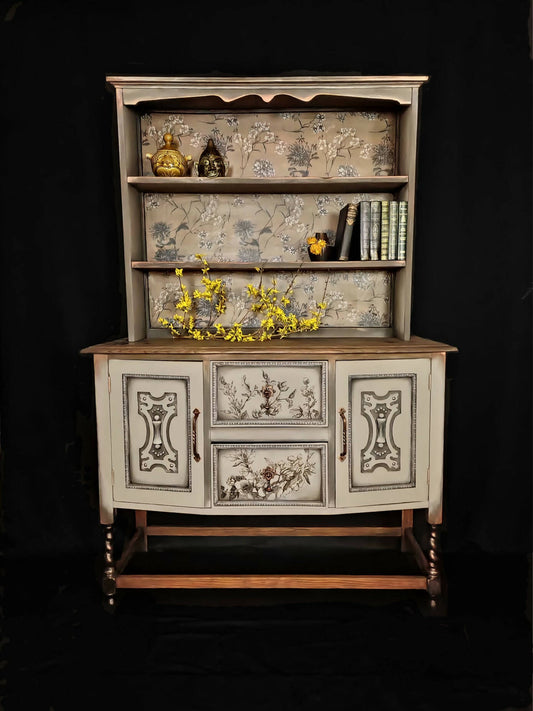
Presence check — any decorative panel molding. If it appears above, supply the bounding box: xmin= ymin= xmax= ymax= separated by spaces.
xmin=122 ymin=374 xmax=192 ymax=491
xmin=211 ymin=361 xmax=327 ymax=426
xmin=137 ymin=391 xmax=179 ymax=473
xmin=360 ymin=389 xmax=401 ymax=472
xmin=212 ymin=443 xmax=327 ymax=507
xmin=348 ymin=374 xmax=416 ymax=493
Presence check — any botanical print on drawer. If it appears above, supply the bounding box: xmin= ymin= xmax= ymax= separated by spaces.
xmin=211 ymin=361 xmax=327 ymax=426
xmin=141 ymin=110 xmax=396 ymax=178
xmin=144 ymin=192 xmax=393 ymax=262
xmin=212 ymin=443 xmax=327 ymax=506
xmin=149 ymin=269 xmax=392 ymax=330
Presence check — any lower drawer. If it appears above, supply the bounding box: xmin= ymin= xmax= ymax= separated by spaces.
xmin=212 ymin=443 xmax=327 ymax=508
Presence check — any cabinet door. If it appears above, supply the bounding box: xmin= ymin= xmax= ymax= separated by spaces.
xmin=335 ymin=359 xmax=430 ymax=508
xmin=109 ymin=360 xmax=204 ymax=508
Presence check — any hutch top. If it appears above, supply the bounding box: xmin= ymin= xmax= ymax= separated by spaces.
xmin=105 ymin=74 xmax=429 ymax=342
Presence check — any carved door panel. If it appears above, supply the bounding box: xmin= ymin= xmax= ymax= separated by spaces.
xmin=109 ymin=360 xmax=204 ymax=508
xmin=335 ymin=359 xmax=430 ymax=508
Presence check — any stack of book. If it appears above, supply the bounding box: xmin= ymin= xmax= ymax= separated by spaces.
xmin=334 ymin=200 xmax=408 ymax=261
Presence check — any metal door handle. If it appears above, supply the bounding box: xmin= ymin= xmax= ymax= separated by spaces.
xmin=192 ymin=408 xmax=201 ymax=462
xmin=339 ymin=407 xmax=347 ymax=461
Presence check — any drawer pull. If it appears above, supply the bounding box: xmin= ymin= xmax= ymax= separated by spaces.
xmin=192 ymin=408 xmax=201 ymax=462
xmin=339 ymin=407 xmax=347 ymax=461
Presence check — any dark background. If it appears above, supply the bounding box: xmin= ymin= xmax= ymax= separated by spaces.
xmin=0 ymin=1 xmax=531 ymax=709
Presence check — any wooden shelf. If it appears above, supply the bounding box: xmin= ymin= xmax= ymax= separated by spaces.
xmin=127 ymin=175 xmax=409 ymax=194
xmin=132 ymin=260 xmax=406 ymax=271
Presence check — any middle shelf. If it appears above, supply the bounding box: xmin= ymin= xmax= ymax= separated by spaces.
xmin=127 ymin=175 xmax=409 ymax=194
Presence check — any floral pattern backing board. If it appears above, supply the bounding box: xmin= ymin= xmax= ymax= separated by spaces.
xmin=211 ymin=361 xmax=327 ymax=426
xmin=212 ymin=443 xmax=327 ymax=506
xmin=148 ymin=269 xmax=392 ymax=330
xmin=144 ymin=192 xmax=393 ymax=262
xmin=141 ymin=110 xmax=397 ymax=178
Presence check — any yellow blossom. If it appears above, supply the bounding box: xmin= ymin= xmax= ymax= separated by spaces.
xmin=159 ymin=255 xmax=328 ymax=342
xmin=307 ymin=235 xmax=327 ymax=255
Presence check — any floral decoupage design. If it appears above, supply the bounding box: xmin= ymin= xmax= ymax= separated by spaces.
xmin=149 ymin=268 xmax=392 ymax=331
xmin=213 ymin=363 xmax=326 ymax=425
xmin=213 ymin=444 xmax=326 ymax=505
xmin=144 ymin=192 xmax=393 ymax=262
xmin=141 ymin=110 xmax=396 ymax=178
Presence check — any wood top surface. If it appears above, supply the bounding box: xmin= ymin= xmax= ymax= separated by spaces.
xmin=81 ymin=335 xmax=457 ymax=357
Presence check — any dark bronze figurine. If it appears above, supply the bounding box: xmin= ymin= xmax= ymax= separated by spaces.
xmin=197 ymin=138 xmax=226 ymax=177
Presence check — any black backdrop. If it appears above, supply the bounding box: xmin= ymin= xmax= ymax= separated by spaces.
xmin=1 ymin=0 xmax=530 ymax=560
xmin=0 ymin=1 xmax=531 ymax=708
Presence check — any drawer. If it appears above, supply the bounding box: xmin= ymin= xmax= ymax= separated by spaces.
xmin=212 ymin=442 xmax=327 ymax=507
xmin=211 ymin=360 xmax=328 ymax=427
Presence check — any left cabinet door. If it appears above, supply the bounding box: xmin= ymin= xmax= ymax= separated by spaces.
xmin=109 ymin=360 xmax=204 ymax=508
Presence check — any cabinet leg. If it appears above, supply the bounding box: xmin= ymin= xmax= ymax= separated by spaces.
xmin=102 ymin=524 xmax=117 ymax=611
xmin=401 ymin=509 xmax=413 ymax=552
xmin=135 ymin=510 xmax=148 ymax=552
xmin=427 ymin=524 xmax=442 ymax=604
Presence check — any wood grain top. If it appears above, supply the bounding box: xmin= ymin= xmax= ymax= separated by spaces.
xmin=80 ymin=335 xmax=457 ymax=356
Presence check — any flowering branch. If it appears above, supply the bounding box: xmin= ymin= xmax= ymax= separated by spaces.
xmin=158 ymin=255 xmax=327 ymax=341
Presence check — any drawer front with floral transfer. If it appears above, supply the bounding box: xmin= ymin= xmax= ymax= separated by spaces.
xmin=211 ymin=361 xmax=328 ymax=426
xmin=212 ymin=443 xmax=327 ymax=507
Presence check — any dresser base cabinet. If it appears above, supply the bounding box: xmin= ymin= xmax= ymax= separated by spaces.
xmin=83 ymin=337 xmax=456 ymax=609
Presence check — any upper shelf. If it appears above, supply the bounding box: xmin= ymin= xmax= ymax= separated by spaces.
xmin=132 ymin=260 xmax=406 ymax=271
xmin=127 ymin=176 xmax=409 ymax=194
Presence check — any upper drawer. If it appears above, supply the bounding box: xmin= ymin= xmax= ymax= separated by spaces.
xmin=211 ymin=360 xmax=328 ymax=427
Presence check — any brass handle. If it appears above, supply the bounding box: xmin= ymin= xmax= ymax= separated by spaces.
xmin=192 ymin=408 xmax=201 ymax=462
xmin=339 ymin=407 xmax=347 ymax=462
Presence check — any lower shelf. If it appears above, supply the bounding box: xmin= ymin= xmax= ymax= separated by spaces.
xmin=116 ymin=573 xmax=427 ymax=590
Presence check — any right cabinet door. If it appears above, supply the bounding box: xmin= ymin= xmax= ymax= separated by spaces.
xmin=335 ymin=359 xmax=431 ymax=508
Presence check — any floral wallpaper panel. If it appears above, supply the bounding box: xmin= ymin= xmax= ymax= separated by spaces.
xmin=145 ymin=192 xmax=394 ymax=263
xmin=148 ymin=269 xmax=392 ymax=330
xmin=141 ymin=110 xmax=397 ymax=178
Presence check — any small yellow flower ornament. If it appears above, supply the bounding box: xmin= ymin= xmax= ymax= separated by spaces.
xmin=307 ymin=235 xmax=328 ymax=256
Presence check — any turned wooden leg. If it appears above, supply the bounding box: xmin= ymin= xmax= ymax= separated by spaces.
xmin=102 ymin=524 xmax=117 ymax=610
xmin=427 ymin=524 xmax=442 ymax=604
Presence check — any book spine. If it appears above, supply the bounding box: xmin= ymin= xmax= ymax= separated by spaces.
xmin=360 ymin=201 xmax=370 ymax=260
xmin=338 ymin=203 xmax=358 ymax=260
xmin=388 ymin=200 xmax=398 ymax=260
xmin=370 ymin=201 xmax=381 ymax=260
xmin=380 ymin=200 xmax=390 ymax=260
xmin=398 ymin=201 xmax=408 ymax=260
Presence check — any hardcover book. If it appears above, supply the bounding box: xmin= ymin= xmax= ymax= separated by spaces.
xmin=388 ymin=200 xmax=399 ymax=260
xmin=359 ymin=200 xmax=371 ymax=260
xmin=335 ymin=202 xmax=359 ymax=261
xmin=398 ymin=200 xmax=408 ymax=260
xmin=380 ymin=200 xmax=390 ymax=260
xmin=370 ymin=201 xmax=381 ymax=260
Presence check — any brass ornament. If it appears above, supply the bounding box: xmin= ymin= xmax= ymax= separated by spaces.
xmin=146 ymin=132 xmax=192 ymax=177
xmin=196 ymin=138 xmax=226 ymax=177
